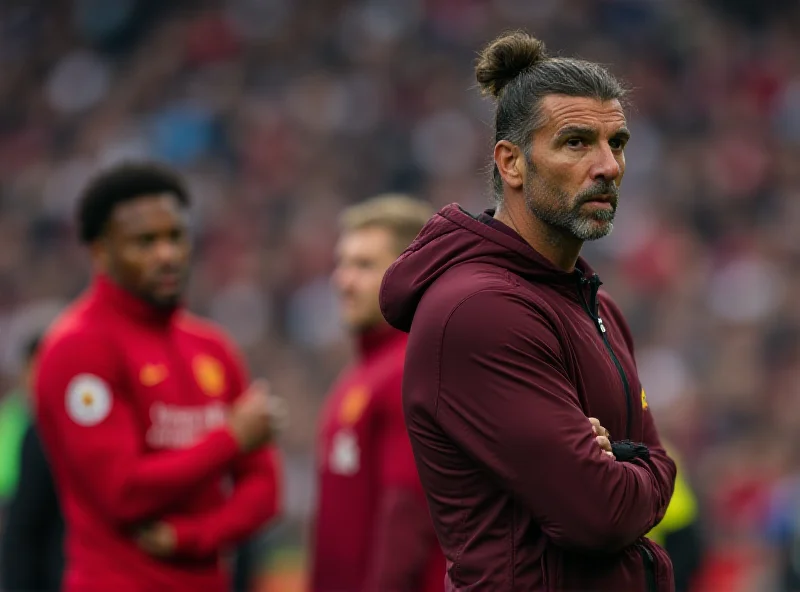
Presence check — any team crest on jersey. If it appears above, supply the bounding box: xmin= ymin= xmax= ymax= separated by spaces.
xmin=66 ymin=374 xmax=112 ymax=426
xmin=338 ymin=385 xmax=370 ymax=425
xmin=641 ymin=387 xmax=649 ymax=411
xmin=193 ymin=355 xmax=226 ymax=397
xmin=140 ymin=363 xmax=169 ymax=387
xmin=329 ymin=429 xmax=361 ymax=476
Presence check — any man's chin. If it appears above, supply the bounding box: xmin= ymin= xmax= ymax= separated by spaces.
xmin=561 ymin=209 xmax=615 ymax=240
xmin=574 ymin=220 xmax=614 ymax=241
xmin=343 ymin=316 xmax=383 ymax=334
xmin=146 ymin=291 xmax=182 ymax=310
xmin=345 ymin=320 xmax=372 ymax=333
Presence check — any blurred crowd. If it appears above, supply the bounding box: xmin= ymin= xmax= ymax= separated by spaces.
xmin=0 ymin=0 xmax=799 ymax=589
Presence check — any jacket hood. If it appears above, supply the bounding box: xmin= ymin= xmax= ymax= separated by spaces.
xmin=379 ymin=204 xmax=596 ymax=332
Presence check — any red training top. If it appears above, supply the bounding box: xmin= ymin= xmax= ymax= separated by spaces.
xmin=35 ymin=275 xmax=282 ymax=592
xmin=311 ymin=325 xmax=444 ymax=592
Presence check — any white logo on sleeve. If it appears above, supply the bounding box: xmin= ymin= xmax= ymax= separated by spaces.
xmin=329 ymin=429 xmax=361 ymax=476
xmin=66 ymin=374 xmax=112 ymax=426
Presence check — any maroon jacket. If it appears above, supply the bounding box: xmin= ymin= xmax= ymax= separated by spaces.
xmin=380 ymin=205 xmax=677 ymax=592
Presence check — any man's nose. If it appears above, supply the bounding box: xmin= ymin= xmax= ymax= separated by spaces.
xmin=153 ymin=239 xmax=181 ymax=264
xmin=332 ymin=266 xmax=353 ymax=291
xmin=590 ymin=145 xmax=621 ymax=182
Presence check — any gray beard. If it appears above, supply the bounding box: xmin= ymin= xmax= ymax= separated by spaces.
xmin=524 ymin=176 xmax=617 ymax=242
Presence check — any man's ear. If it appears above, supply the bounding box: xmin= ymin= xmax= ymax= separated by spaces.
xmin=493 ymin=141 xmax=525 ymax=190
xmin=90 ymin=239 xmax=110 ymax=274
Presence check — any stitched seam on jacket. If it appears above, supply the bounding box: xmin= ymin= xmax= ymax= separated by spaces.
xmin=435 ymin=282 xmax=519 ymax=585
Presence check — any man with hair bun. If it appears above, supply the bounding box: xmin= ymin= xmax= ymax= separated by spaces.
xmin=380 ymin=31 xmax=677 ymax=591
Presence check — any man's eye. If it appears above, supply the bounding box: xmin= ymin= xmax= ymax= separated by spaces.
xmin=566 ymin=138 xmax=585 ymax=148
xmin=609 ymin=138 xmax=626 ymax=150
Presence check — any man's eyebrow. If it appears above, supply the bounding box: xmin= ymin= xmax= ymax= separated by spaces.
xmin=554 ymin=125 xmax=632 ymax=142
xmin=555 ymin=125 xmax=597 ymax=139
xmin=614 ymin=127 xmax=631 ymax=141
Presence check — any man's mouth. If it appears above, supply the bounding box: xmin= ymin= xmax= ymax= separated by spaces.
xmin=583 ymin=194 xmax=617 ymax=208
xmin=586 ymin=193 xmax=615 ymax=203
xmin=154 ymin=272 xmax=182 ymax=289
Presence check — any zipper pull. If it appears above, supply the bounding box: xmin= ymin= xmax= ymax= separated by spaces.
xmin=597 ymin=317 xmax=607 ymax=333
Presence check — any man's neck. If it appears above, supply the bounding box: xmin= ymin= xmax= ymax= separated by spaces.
xmin=355 ymin=321 xmax=401 ymax=357
xmin=494 ymin=202 xmax=583 ymax=272
xmin=95 ymin=274 xmax=179 ymax=325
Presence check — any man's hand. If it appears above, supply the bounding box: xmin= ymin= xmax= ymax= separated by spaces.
xmin=588 ymin=417 xmax=614 ymax=459
xmin=228 ymin=379 xmax=288 ymax=453
xmin=135 ymin=522 xmax=177 ymax=558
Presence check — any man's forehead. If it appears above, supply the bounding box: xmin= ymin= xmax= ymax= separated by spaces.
xmin=337 ymin=226 xmax=395 ymax=257
xmin=541 ymin=95 xmax=627 ymax=133
xmin=111 ymin=194 xmax=186 ymax=232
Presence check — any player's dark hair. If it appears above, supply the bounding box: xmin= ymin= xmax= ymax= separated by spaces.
xmin=77 ymin=161 xmax=190 ymax=243
xmin=476 ymin=31 xmax=628 ymax=202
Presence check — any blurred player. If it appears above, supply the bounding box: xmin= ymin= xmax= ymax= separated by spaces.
xmin=646 ymin=446 xmax=704 ymax=592
xmin=0 ymin=334 xmax=65 ymax=592
xmin=310 ymin=195 xmax=445 ymax=592
xmin=34 ymin=162 xmax=284 ymax=592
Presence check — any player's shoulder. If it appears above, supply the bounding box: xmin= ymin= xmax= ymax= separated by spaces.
xmin=35 ymin=304 xmax=121 ymax=402
xmin=175 ymin=313 xmax=242 ymax=357
xmin=176 ymin=312 xmax=230 ymax=342
xmin=40 ymin=301 xmax=112 ymax=356
xmin=370 ymin=337 xmax=407 ymax=390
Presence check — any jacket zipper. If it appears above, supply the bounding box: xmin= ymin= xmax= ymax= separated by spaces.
xmin=576 ymin=273 xmax=633 ymax=439
xmin=577 ymin=272 xmax=656 ymax=592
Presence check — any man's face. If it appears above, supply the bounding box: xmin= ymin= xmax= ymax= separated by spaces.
xmin=96 ymin=194 xmax=191 ymax=308
xmin=333 ymin=226 xmax=399 ymax=333
xmin=524 ymin=95 xmax=629 ymax=241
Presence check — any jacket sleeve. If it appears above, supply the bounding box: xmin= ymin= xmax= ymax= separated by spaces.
xmin=602 ymin=293 xmax=677 ymax=530
xmin=363 ymin=368 xmax=439 ymax=591
xmin=169 ymin=446 xmax=282 ymax=557
xmin=35 ymin=331 xmax=241 ymax=527
xmin=169 ymin=338 xmax=283 ymax=557
xmin=639 ymin=405 xmax=676 ymax=530
xmin=437 ymin=290 xmax=671 ymax=553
